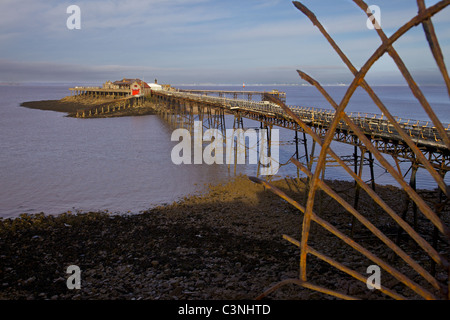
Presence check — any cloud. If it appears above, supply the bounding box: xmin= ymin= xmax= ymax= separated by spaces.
xmin=0 ymin=59 xmax=178 ymax=82
xmin=251 ymin=0 xmax=282 ymax=9
xmin=0 ymin=0 xmax=231 ymax=45
xmin=0 ymin=0 xmax=448 ymax=85
xmin=0 ymin=58 xmax=308 ymax=85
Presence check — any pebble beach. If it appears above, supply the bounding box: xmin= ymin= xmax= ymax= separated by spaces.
xmin=1 ymin=175 xmax=447 ymax=300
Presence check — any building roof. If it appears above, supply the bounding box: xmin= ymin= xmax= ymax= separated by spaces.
xmin=113 ymin=78 xmax=150 ymax=88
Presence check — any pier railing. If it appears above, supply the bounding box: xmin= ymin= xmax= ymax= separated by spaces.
xmin=159 ymin=89 xmax=449 ymax=149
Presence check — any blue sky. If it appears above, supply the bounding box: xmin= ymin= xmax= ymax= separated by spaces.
xmin=0 ymin=0 xmax=449 ymax=85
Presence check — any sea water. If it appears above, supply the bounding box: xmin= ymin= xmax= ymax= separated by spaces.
xmin=0 ymin=84 xmax=448 ymax=218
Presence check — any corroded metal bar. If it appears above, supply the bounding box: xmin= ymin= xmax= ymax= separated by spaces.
xmin=417 ymin=0 xmax=450 ymax=97
xmin=292 ymin=71 xmax=450 ymax=240
xmin=282 ymin=235 xmax=405 ymax=299
xmin=353 ymin=0 xmax=450 ymax=150
xmin=306 ymin=245 xmax=406 ymax=300
xmin=256 ymin=278 xmax=358 ymax=301
xmin=313 ymin=213 xmax=437 ymax=299
xmin=250 ymin=176 xmax=438 ymax=299
xmin=291 ymin=158 xmax=445 ymax=294
xmin=264 ymin=94 xmax=448 ymax=269
xmin=149 ymin=1 xmax=450 ymax=300
xmin=150 ymin=1 xmax=450 ymax=300
xmin=293 ymin=0 xmax=448 ymax=198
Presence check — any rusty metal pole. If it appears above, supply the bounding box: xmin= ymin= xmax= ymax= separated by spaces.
xmin=319 ymin=160 xmax=326 ymax=216
xmin=411 ymin=164 xmax=419 ymax=230
xmin=303 ymin=139 xmax=317 ymax=206
xmin=432 ymin=170 xmax=447 ymax=276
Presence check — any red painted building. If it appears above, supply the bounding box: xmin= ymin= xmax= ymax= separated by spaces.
xmin=112 ymin=78 xmax=151 ymax=96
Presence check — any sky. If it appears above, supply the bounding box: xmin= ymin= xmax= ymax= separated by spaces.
xmin=0 ymin=0 xmax=449 ymax=85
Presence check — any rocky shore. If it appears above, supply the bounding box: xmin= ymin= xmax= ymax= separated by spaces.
xmin=0 ymin=175 xmax=447 ymax=300
xmin=20 ymin=96 xmax=156 ymax=118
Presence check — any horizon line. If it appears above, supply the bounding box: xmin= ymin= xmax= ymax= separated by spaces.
xmin=1 ymin=81 xmax=447 ymax=88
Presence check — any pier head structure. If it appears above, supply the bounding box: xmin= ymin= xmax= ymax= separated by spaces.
xmin=70 ymin=78 xmax=155 ymax=98
xmin=69 ymin=78 xmax=162 ymax=117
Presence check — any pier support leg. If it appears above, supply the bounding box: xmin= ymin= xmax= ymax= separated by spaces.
xmin=351 ymin=146 xmax=366 ymax=238
xmin=230 ymin=113 xmax=244 ymax=176
xmin=261 ymin=124 xmax=273 ymax=178
xmin=304 ymin=140 xmax=316 ymax=206
xmin=257 ymin=122 xmax=264 ymax=177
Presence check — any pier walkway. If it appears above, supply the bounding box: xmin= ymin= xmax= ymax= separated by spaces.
xmin=177 ymin=89 xmax=286 ymax=103
xmin=150 ymin=88 xmax=449 ymax=171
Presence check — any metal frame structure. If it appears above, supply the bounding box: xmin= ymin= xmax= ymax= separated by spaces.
xmin=250 ymin=0 xmax=450 ymax=300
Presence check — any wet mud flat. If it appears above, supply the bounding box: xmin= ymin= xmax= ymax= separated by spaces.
xmin=0 ymin=175 xmax=447 ymax=300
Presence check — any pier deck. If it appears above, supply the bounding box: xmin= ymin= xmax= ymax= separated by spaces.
xmin=178 ymin=89 xmax=287 ymax=102
xmin=150 ymin=88 xmax=449 ymax=171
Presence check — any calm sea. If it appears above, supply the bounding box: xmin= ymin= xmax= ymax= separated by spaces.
xmin=0 ymin=84 xmax=448 ymax=218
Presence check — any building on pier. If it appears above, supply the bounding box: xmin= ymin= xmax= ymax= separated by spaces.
xmin=70 ymin=78 xmax=159 ymax=98
xmin=102 ymin=81 xmax=119 ymax=90
xmin=112 ymin=78 xmax=151 ymax=96
xmin=148 ymin=79 xmax=163 ymax=91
